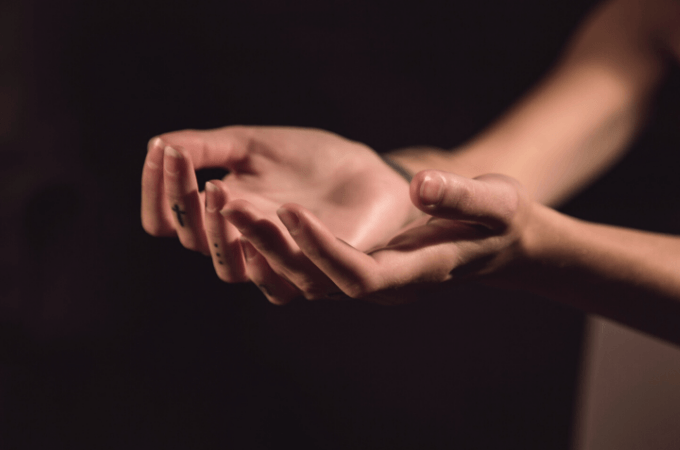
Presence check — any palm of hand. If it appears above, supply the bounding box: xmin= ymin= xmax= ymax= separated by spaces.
xmin=216 ymin=127 xmax=416 ymax=250
xmin=260 ymin=171 xmax=530 ymax=305
xmin=142 ymin=126 xmax=420 ymax=292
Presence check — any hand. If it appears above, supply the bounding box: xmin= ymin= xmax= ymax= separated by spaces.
xmin=231 ymin=169 xmax=534 ymax=305
xmin=141 ymin=126 xmax=420 ymax=292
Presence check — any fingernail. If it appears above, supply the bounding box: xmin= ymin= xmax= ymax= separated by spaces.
xmin=205 ymin=182 xmax=218 ymax=212
xmin=151 ymin=137 xmax=164 ymax=150
xmin=240 ymin=238 xmax=256 ymax=261
xmin=277 ymin=208 xmax=300 ymax=232
xmin=222 ymin=208 xmax=248 ymax=229
xmin=164 ymin=145 xmax=182 ymax=158
xmin=145 ymin=138 xmax=164 ymax=169
xmin=420 ymin=174 xmax=444 ymax=206
xmin=164 ymin=146 xmax=181 ymax=175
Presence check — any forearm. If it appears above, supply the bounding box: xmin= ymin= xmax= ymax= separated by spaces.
xmin=515 ymin=205 xmax=680 ymax=344
xmin=389 ymin=0 xmax=678 ymax=206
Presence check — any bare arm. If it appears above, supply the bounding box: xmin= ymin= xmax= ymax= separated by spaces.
xmin=232 ymin=0 xmax=680 ymax=345
xmin=515 ymin=204 xmax=680 ymax=344
xmin=389 ymin=0 xmax=680 ymax=206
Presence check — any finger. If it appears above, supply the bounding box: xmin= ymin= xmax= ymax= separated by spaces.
xmin=240 ymin=239 xmax=298 ymax=305
xmin=205 ymin=180 xmax=248 ymax=283
xmin=141 ymin=137 xmax=177 ymax=236
xmin=278 ymin=204 xmax=474 ymax=300
xmin=276 ymin=204 xmax=385 ymax=299
xmin=410 ymin=170 xmax=520 ymax=230
xmin=155 ymin=127 xmax=252 ymax=170
xmin=222 ymin=200 xmax=337 ymax=300
xmin=163 ymin=145 xmax=210 ymax=254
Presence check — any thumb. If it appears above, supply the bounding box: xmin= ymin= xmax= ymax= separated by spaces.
xmin=410 ymin=170 xmax=520 ymax=230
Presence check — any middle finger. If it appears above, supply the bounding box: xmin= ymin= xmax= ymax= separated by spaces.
xmin=163 ymin=145 xmax=210 ymax=254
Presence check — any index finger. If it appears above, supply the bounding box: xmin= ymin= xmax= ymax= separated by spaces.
xmin=142 ymin=126 xmax=252 ymax=237
xmin=155 ymin=127 xmax=252 ymax=170
xmin=141 ymin=137 xmax=176 ymax=236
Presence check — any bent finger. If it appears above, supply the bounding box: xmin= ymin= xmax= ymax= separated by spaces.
xmin=205 ymin=180 xmax=247 ymax=282
xmin=240 ymin=239 xmax=298 ymax=305
xmin=276 ymin=204 xmax=385 ymax=299
xmin=163 ymin=145 xmax=210 ymax=254
xmin=155 ymin=127 xmax=252 ymax=170
xmin=141 ymin=137 xmax=176 ymax=236
xmin=222 ymin=200 xmax=337 ymax=300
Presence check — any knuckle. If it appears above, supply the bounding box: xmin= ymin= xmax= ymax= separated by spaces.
xmin=449 ymin=178 xmax=474 ymax=210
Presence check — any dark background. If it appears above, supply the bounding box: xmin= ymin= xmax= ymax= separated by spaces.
xmin=2 ymin=0 xmax=680 ymax=448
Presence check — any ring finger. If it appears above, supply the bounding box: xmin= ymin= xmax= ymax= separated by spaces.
xmin=205 ymin=180 xmax=248 ymax=282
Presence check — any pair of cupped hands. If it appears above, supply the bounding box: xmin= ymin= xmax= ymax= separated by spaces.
xmin=142 ymin=126 xmax=532 ymax=305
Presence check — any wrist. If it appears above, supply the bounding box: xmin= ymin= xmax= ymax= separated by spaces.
xmin=385 ymin=146 xmax=452 ymax=176
xmin=481 ymin=200 xmax=559 ymax=291
xmin=508 ymin=201 xmax=579 ymax=296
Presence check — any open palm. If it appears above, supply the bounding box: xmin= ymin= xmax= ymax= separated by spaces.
xmin=141 ymin=126 xmax=419 ymax=285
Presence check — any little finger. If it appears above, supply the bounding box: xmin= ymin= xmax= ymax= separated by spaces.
xmin=240 ymin=238 xmax=299 ymax=305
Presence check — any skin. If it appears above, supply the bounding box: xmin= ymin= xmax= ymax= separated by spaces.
xmin=141 ymin=126 xmax=420 ymax=300
xmin=141 ymin=0 xmax=680 ymax=343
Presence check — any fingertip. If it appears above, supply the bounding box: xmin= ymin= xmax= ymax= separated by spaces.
xmin=268 ymin=296 xmax=292 ymax=306
xmin=147 ymin=136 xmax=164 ymax=152
xmin=163 ymin=146 xmax=184 ymax=179
xmin=144 ymin=138 xmax=165 ymax=170
xmin=205 ymin=180 xmax=219 ymax=192
xmin=220 ymin=205 xmax=249 ymax=230
xmin=164 ymin=145 xmax=183 ymax=159
xmin=276 ymin=207 xmax=300 ymax=233
xmin=205 ymin=181 xmax=225 ymax=213
xmin=418 ymin=172 xmax=446 ymax=207
xmin=207 ymin=178 xmax=229 ymax=191
xmin=240 ymin=237 xmax=258 ymax=262
xmin=410 ymin=170 xmax=437 ymax=207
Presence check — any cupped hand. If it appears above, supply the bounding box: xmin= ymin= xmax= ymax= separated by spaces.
xmin=141 ymin=126 xmax=420 ymax=290
xmin=233 ymin=169 xmax=535 ymax=305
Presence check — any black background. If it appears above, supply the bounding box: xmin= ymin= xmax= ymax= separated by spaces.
xmin=2 ymin=0 xmax=680 ymax=448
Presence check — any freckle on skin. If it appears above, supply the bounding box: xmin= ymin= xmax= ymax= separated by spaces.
xmin=218 ymin=261 xmax=223 ymax=265
xmin=214 ymin=243 xmax=218 ymax=247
